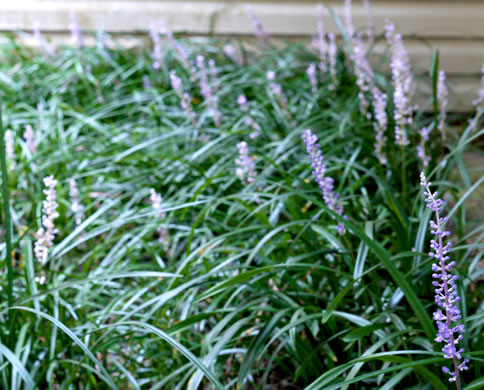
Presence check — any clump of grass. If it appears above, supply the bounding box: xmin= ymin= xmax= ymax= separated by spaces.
xmin=0 ymin=6 xmax=483 ymax=389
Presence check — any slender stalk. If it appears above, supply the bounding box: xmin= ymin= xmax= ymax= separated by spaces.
xmin=0 ymin=105 xmax=14 ymax=310
xmin=400 ymin=144 xmax=406 ymax=202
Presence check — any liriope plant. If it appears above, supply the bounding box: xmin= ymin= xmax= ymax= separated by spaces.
xmin=0 ymin=2 xmax=482 ymax=389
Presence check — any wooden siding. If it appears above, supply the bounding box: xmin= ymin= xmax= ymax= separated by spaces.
xmin=1 ymin=1 xmax=484 ymax=39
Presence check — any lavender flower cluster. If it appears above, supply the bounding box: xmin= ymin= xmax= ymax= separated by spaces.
xmin=149 ymin=21 xmax=163 ymax=70
xmin=150 ymin=189 xmax=169 ymax=251
xmin=352 ymin=36 xmax=375 ymax=118
xmin=362 ymin=0 xmax=374 ymax=40
xmin=69 ymin=179 xmax=84 ymax=226
xmin=372 ymin=88 xmax=388 ymax=165
xmin=417 ymin=126 xmax=432 ymax=167
xmin=344 ymin=0 xmax=355 ymax=39
xmin=311 ymin=6 xmax=337 ymax=87
xmin=235 ymin=141 xmax=257 ymax=185
xmin=24 ymin=124 xmax=36 ymax=154
xmin=420 ymin=173 xmax=469 ymax=385
xmin=33 ymin=22 xmax=56 ymax=57
xmin=306 ymin=63 xmax=318 ymax=94
xmin=237 ymin=94 xmax=261 ymax=139
xmin=437 ymin=70 xmax=448 ymax=140
xmin=312 ymin=5 xmax=327 ymax=72
xmin=245 ymin=5 xmax=270 ymax=43
xmin=473 ymin=63 xmax=484 ymax=108
xmin=196 ymin=55 xmax=221 ymax=126
xmin=160 ymin=22 xmax=191 ymax=72
xmin=328 ymin=33 xmax=338 ymax=87
xmin=348 ymin=22 xmax=388 ymax=166
xmin=5 ymin=130 xmax=15 ymax=169
xmin=267 ymin=71 xmax=288 ymax=113
xmin=224 ymin=44 xmax=243 ymax=66
xmin=34 ymin=176 xmax=59 ymax=264
xmin=169 ymin=70 xmax=196 ymax=125
xmin=68 ymin=12 xmax=84 ymax=49
xmin=302 ymin=129 xmax=346 ymax=235
xmin=385 ymin=21 xmax=414 ymax=147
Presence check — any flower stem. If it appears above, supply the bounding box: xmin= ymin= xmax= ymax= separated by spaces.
xmin=400 ymin=144 xmax=406 ymax=201
xmin=0 ymin=105 xmax=14 ymax=311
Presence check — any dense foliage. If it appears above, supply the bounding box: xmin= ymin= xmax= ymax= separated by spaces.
xmin=0 ymin=19 xmax=483 ymax=390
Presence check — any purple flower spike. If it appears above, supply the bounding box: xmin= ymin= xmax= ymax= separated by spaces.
xmin=69 ymin=179 xmax=84 ymax=226
xmin=328 ymin=33 xmax=338 ymax=88
xmin=266 ymin=71 xmax=288 ymax=113
xmin=149 ymin=189 xmax=169 ymax=250
xmin=312 ymin=4 xmax=327 ymax=72
xmin=68 ymin=12 xmax=84 ymax=49
xmin=307 ymin=63 xmax=318 ymax=94
xmin=246 ymin=5 xmax=270 ymax=43
xmin=169 ymin=70 xmax=196 ymax=126
xmin=34 ymin=176 xmax=59 ymax=264
xmin=238 ymin=94 xmax=261 ymax=139
xmin=473 ymin=63 xmax=484 ymax=108
xmin=437 ymin=70 xmax=448 ymax=140
xmin=417 ymin=126 xmax=432 ymax=167
xmin=24 ymin=125 xmax=37 ymax=154
xmin=302 ymin=129 xmax=346 ymax=234
xmin=372 ymin=88 xmax=388 ymax=165
xmin=224 ymin=44 xmax=243 ymax=66
xmin=237 ymin=94 xmax=249 ymax=111
xmin=362 ymin=0 xmax=374 ymax=41
xmin=149 ymin=22 xmax=163 ymax=70
xmin=160 ymin=22 xmax=191 ymax=72
xmin=235 ymin=141 xmax=256 ymax=185
xmin=33 ymin=22 xmax=56 ymax=57
xmin=5 ymin=130 xmax=15 ymax=169
xmin=385 ymin=21 xmax=415 ymax=147
xmin=352 ymin=36 xmax=375 ymax=118
xmin=344 ymin=0 xmax=355 ymax=39
xmin=420 ymin=172 xmax=469 ymax=386
xmin=196 ymin=55 xmax=221 ymax=126
xmin=208 ymin=59 xmax=217 ymax=84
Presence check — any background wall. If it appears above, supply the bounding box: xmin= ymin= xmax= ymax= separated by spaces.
xmin=1 ymin=0 xmax=483 ymax=111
